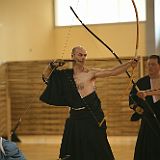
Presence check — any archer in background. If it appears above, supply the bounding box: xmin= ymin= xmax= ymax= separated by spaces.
xmin=40 ymin=46 xmax=138 ymax=160
xmin=129 ymin=55 xmax=160 ymax=160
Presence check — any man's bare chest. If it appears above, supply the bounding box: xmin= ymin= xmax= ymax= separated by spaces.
xmin=73 ymin=72 xmax=94 ymax=90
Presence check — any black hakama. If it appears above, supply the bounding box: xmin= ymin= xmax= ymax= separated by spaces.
xmin=130 ymin=75 xmax=160 ymax=160
xmin=40 ymin=69 xmax=114 ymax=160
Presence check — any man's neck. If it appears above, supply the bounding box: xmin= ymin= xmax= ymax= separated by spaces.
xmin=73 ymin=64 xmax=85 ymax=74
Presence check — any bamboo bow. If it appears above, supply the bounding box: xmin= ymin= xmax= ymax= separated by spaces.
xmin=70 ymin=2 xmax=160 ymax=132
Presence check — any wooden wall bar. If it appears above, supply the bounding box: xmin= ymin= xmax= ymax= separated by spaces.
xmin=0 ymin=63 xmax=11 ymax=138
xmin=3 ymin=57 xmax=142 ymax=136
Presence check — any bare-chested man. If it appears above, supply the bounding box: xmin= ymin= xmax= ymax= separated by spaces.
xmin=40 ymin=46 xmax=138 ymax=160
xmin=129 ymin=55 xmax=160 ymax=160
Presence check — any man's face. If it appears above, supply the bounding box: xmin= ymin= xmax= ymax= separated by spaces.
xmin=72 ymin=48 xmax=87 ymax=64
xmin=147 ymin=58 xmax=160 ymax=78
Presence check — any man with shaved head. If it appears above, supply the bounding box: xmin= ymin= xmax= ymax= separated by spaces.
xmin=41 ymin=46 xmax=138 ymax=160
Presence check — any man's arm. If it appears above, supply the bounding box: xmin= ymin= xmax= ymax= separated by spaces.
xmin=93 ymin=59 xmax=138 ymax=78
xmin=146 ymin=89 xmax=160 ymax=95
xmin=42 ymin=59 xmax=65 ymax=84
xmin=137 ymin=89 xmax=160 ymax=100
xmin=42 ymin=62 xmax=54 ymax=84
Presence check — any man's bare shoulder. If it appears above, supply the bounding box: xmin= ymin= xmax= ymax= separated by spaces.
xmin=87 ymin=68 xmax=106 ymax=79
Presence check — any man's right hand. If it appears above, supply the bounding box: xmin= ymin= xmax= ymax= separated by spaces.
xmin=137 ymin=90 xmax=147 ymax=100
xmin=130 ymin=57 xmax=139 ymax=68
xmin=50 ymin=59 xmax=65 ymax=68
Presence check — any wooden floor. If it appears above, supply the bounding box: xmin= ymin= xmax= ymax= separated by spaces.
xmin=17 ymin=136 xmax=137 ymax=160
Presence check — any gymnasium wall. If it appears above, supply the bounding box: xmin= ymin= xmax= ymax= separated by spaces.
xmin=0 ymin=0 xmax=146 ymax=62
xmin=6 ymin=58 xmax=141 ymax=136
